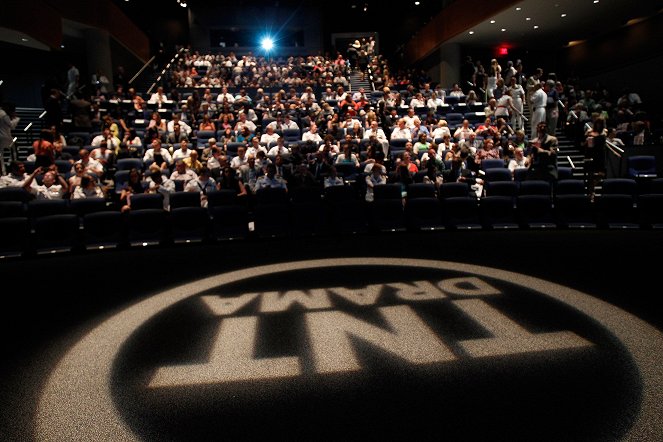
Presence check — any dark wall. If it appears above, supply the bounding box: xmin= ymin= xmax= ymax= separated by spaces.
xmin=560 ymin=13 xmax=663 ymax=102
xmin=187 ymin=3 xmax=323 ymax=56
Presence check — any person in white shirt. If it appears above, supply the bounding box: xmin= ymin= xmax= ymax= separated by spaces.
xmin=410 ymin=92 xmax=426 ymax=108
xmin=216 ymin=86 xmax=235 ymax=104
xmin=427 ymin=92 xmax=444 ymax=110
xmin=0 ymin=161 xmax=31 ymax=188
xmin=267 ymin=138 xmax=290 ymax=157
xmin=508 ymin=147 xmax=529 ymax=175
xmin=75 ymin=148 xmax=105 ymax=177
xmin=402 ymin=108 xmax=417 ymax=129
xmin=148 ymin=86 xmax=169 ymax=107
xmin=145 ymin=165 xmax=175 ymax=210
xmin=391 ymin=119 xmax=412 ymax=141
xmin=260 ymin=126 xmax=281 ymax=147
xmin=91 ymin=128 xmax=120 ymax=150
xmin=143 ymin=139 xmax=173 ymax=171
xmin=530 ymin=82 xmax=548 ymax=139
xmin=364 ymin=120 xmax=389 ymax=155
xmin=234 ymin=112 xmax=257 ymax=134
xmin=172 ymin=139 xmax=193 ymax=162
xmin=246 ymin=137 xmax=268 ymax=157
xmin=453 ymin=120 xmax=475 ymax=142
xmin=280 ymin=114 xmax=299 ymax=130
xmin=302 ymin=123 xmax=323 ymax=143
xmin=170 ymin=160 xmax=198 ymax=187
xmin=431 ymin=120 xmax=451 ymax=141
xmin=23 ymin=167 xmax=68 ymax=199
xmin=230 ymin=146 xmax=249 ymax=171
xmin=71 ymin=174 xmax=105 ymax=199
xmin=352 ymin=87 xmax=368 ymax=102
xmin=167 ymin=114 xmax=193 ymax=136
xmin=0 ymin=103 xmax=20 ymax=176
xmin=300 ymin=86 xmax=316 ymax=102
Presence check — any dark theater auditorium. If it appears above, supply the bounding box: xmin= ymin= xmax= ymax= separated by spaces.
xmin=2 ymin=0 xmax=663 ymax=440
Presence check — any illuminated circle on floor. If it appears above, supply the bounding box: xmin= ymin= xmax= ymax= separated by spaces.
xmin=36 ymin=258 xmax=663 ymax=440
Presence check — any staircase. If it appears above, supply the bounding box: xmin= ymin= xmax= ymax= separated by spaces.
xmin=6 ymin=108 xmax=46 ymax=163
xmin=523 ymin=103 xmax=586 ymax=181
xmin=349 ymin=71 xmax=372 ymax=93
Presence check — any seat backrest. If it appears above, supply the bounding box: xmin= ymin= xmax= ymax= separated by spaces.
xmin=27 ymin=199 xmax=69 ymax=218
xmin=519 ymin=180 xmax=551 ymax=196
xmin=374 ymin=183 xmax=402 ymax=200
xmin=129 ymin=193 xmax=164 ymax=210
xmin=484 ymin=168 xmax=513 ymax=183
xmin=116 ymin=158 xmax=144 ymax=171
xmin=481 ymin=158 xmax=506 ymax=171
xmin=601 ymin=178 xmax=638 ymax=197
xmin=484 ymin=181 xmax=518 ymax=198
xmin=206 ymin=189 xmax=238 ymax=206
xmin=407 ymin=183 xmax=436 ymax=199
xmin=439 ymin=182 xmax=470 ymax=199
xmin=255 ymin=187 xmax=288 ymax=205
xmin=628 ymin=155 xmax=656 ymax=175
xmin=170 ymin=191 xmax=202 ymax=209
xmin=0 ymin=187 xmax=33 ymax=203
xmin=557 ymin=167 xmax=574 ymax=180
xmin=324 ymin=184 xmax=357 ymax=202
xmin=555 ymin=179 xmax=585 ymax=195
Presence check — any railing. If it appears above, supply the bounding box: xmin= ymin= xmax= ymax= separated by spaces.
xmin=147 ymin=48 xmax=187 ymax=95
xmin=128 ymin=55 xmax=156 ymax=86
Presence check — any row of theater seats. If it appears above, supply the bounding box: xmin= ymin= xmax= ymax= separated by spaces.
xmin=1 ymin=178 xmax=662 ymax=258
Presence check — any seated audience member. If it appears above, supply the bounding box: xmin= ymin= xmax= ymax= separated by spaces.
xmin=184 ymin=166 xmax=217 ymax=207
xmin=0 ymin=161 xmax=31 ymax=188
xmin=170 ymin=160 xmax=198 ymax=187
xmin=184 ymin=150 xmax=204 ymax=175
xmin=118 ymin=167 xmax=146 ymax=212
xmin=254 ymin=163 xmax=288 ymax=192
xmin=71 ymin=174 xmax=105 ymax=199
xmin=217 ymin=166 xmax=248 ymax=198
xmin=143 ymin=139 xmax=173 ymax=171
xmin=324 ymin=166 xmax=345 ymax=188
xmin=23 ymin=166 xmax=68 ymax=199
xmin=365 ymin=164 xmax=387 ymax=202
xmin=145 ymin=165 xmax=175 ymax=210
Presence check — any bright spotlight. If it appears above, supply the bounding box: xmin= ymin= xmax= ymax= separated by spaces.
xmin=261 ymin=37 xmax=274 ymax=51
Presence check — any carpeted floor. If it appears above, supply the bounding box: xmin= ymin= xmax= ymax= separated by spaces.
xmin=2 ymin=229 xmax=662 ymax=441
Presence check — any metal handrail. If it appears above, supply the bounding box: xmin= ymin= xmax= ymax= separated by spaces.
xmin=128 ymin=56 xmax=156 ymax=85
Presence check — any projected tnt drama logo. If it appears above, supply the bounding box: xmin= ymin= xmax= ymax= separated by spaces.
xmin=147 ymin=276 xmax=592 ymax=387
xmin=36 ymin=259 xmax=663 ymax=441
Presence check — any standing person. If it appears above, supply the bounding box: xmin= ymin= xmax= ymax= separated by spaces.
xmin=508 ymin=76 xmax=525 ymax=131
xmin=486 ymin=59 xmax=501 ymax=100
xmin=0 ymin=102 xmax=20 ymax=175
xmin=527 ymin=121 xmax=558 ymax=183
xmin=545 ymin=80 xmax=560 ymax=135
xmin=530 ymin=82 xmax=547 ymax=140
xmin=66 ymin=63 xmax=80 ymax=99
xmin=32 ymin=129 xmax=55 ymax=169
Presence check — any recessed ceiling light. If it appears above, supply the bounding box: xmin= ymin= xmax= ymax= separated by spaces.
xmin=594 ymin=0 xmax=599 ymax=3
xmin=351 ymin=4 xmax=356 ymax=7
xmin=21 ymin=38 xmax=28 ymax=42
xmin=526 ymin=17 xmax=531 ymax=21
xmin=501 ymin=28 xmax=506 ymax=32
xmin=490 ymin=20 xmax=496 ymax=24
xmin=516 ymin=7 xmax=521 ymax=11
xmin=414 ymin=1 xmax=420 ymax=5
xmin=561 ymin=13 xmax=567 ymax=17
xmin=469 ymin=31 xmax=475 ymax=35
xmin=533 ymin=25 xmax=539 ymax=29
